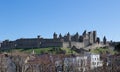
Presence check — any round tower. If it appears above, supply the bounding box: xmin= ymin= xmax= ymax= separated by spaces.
xmin=103 ymin=36 xmax=107 ymax=45
xmin=93 ymin=31 xmax=97 ymax=43
xmin=53 ymin=32 xmax=57 ymax=39
xmin=67 ymin=32 xmax=71 ymax=41
xmin=59 ymin=33 xmax=62 ymax=39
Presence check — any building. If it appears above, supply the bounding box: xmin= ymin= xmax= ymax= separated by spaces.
xmin=0 ymin=30 xmax=98 ymax=50
xmin=76 ymin=56 xmax=88 ymax=71
xmin=86 ymin=53 xmax=103 ymax=69
xmin=23 ymin=53 xmax=103 ymax=72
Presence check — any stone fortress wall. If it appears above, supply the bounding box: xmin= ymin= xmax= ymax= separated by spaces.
xmin=62 ymin=42 xmax=84 ymax=49
xmin=0 ymin=30 xmax=105 ymax=50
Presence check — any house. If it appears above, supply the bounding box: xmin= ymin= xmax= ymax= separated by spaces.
xmin=76 ymin=56 xmax=88 ymax=72
xmin=64 ymin=56 xmax=76 ymax=72
xmin=23 ymin=53 xmax=103 ymax=72
xmin=64 ymin=53 xmax=103 ymax=71
xmin=86 ymin=53 xmax=103 ymax=69
xmin=64 ymin=55 xmax=88 ymax=72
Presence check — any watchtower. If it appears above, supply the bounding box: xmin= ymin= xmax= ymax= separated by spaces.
xmin=53 ymin=32 xmax=57 ymax=39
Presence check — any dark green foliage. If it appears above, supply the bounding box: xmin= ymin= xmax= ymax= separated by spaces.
xmin=115 ymin=43 xmax=120 ymax=52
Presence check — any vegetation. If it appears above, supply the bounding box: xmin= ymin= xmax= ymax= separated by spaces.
xmin=90 ymin=47 xmax=117 ymax=54
xmin=61 ymin=48 xmax=78 ymax=54
xmin=115 ymin=43 xmax=120 ymax=52
xmin=1 ymin=47 xmax=78 ymax=55
xmin=1 ymin=46 xmax=117 ymax=55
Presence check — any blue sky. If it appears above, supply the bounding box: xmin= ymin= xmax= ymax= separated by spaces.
xmin=0 ymin=0 xmax=120 ymax=41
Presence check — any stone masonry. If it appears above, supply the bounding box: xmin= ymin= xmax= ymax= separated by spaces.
xmin=0 ymin=30 xmax=99 ymax=49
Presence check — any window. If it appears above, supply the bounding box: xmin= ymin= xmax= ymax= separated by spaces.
xmin=95 ymin=62 xmax=96 ymax=65
xmin=92 ymin=62 xmax=94 ymax=65
xmin=95 ymin=58 xmax=96 ymax=60
xmin=97 ymin=58 xmax=99 ymax=60
xmin=97 ymin=62 xmax=99 ymax=65
xmin=92 ymin=62 xmax=96 ymax=65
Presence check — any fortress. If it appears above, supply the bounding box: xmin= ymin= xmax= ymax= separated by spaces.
xmin=0 ymin=30 xmax=104 ymax=50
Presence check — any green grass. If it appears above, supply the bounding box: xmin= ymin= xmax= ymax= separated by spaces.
xmin=2 ymin=47 xmax=78 ymax=55
xmin=61 ymin=48 xmax=78 ymax=54
xmin=19 ymin=47 xmax=54 ymax=54
xmin=2 ymin=47 xmax=116 ymax=55
xmin=1 ymin=48 xmax=51 ymax=54
xmin=90 ymin=47 xmax=117 ymax=54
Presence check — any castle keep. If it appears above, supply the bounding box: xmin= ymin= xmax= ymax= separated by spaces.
xmin=0 ymin=30 xmax=98 ymax=49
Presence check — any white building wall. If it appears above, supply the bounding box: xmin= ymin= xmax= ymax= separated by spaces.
xmin=76 ymin=56 xmax=88 ymax=72
xmin=90 ymin=54 xmax=103 ymax=69
xmin=64 ymin=56 xmax=88 ymax=72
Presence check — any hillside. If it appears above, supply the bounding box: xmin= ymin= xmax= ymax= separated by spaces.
xmin=1 ymin=45 xmax=117 ymax=55
xmin=90 ymin=47 xmax=117 ymax=54
xmin=1 ymin=47 xmax=78 ymax=55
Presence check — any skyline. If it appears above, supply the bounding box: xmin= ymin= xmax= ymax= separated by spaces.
xmin=0 ymin=0 xmax=120 ymax=41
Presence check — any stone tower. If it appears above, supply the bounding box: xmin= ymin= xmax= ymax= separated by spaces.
xmin=37 ymin=35 xmax=40 ymax=39
xmin=88 ymin=31 xmax=97 ymax=44
xmin=93 ymin=31 xmax=97 ymax=43
xmin=83 ymin=30 xmax=87 ymax=37
xmin=88 ymin=32 xmax=93 ymax=44
xmin=59 ymin=33 xmax=62 ymax=39
xmin=67 ymin=32 xmax=71 ymax=41
xmin=79 ymin=36 xmax=83 ymax=42
xmin=75 ymin=32 xmax=79 ymax=42
xmin=103 ymin=36 xmax=107 ymax=45
xmin=37 ymin=35 xmax=41 ymax=48
xmin=53 ymin=32 xmax=57 ymax=39
xmin=96 ymin=37 xmax=100 ymax=44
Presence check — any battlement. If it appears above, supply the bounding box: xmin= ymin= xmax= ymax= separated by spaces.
xmin=0 ymin=30 xmax=106 ymax=49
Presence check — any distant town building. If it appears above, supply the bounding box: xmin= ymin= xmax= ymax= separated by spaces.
xmin=86 ymin=53 xmax=103 ymax=69
xmin=63 ymin=53 xmax=103 ymax=72
xmin=23 ymin=53 xmax=103 ymax=72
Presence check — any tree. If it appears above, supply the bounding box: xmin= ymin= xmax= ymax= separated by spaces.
xmin=115 ymin=43 xmax=120 ymax=52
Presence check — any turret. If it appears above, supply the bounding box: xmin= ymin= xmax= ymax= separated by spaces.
xmin=59 ymin=33 xmax=62 ymax=39
xmin=88 ymin=31 xmax=93 ymax=44
xmin=88 ymin=31 xmax=97 ymax=44
xmin=37 ymin=35 xmax=41 ymax=48
xmin=37 ymin=35 xmax=40 ymax=39
xmin=83 ymin=30 xmax=87 ymax=37
xmin=93 ymin=31 xmax=97 ymax=43
xmin=79 ymin=36 xmax=83 ymax=42
xmin=96 ymin=37 xmax=100 ymax=44
xmin=67 ymin=32 xmax=71 ymax=41
xmin=103 ymin=36 xmax=107 ymax=45
xmin=75 ymin=32 xmax=79 ymax=41
xmin=53 ymin=32 xmax=57 ymax=39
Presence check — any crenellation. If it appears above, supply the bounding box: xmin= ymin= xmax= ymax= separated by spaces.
xmin=0 ymin=30 xmax=104 ymax=49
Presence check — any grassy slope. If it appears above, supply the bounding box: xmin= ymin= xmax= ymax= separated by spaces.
xmin=3 ymin=47 xmax=116 ymax=55
xmin=90 ymin=47 xmax=117 ymax=54
xmin=5 ymin=47 xmax=78 ymax=55
xmin=61 ymin=48 xmax=78 ymax=54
